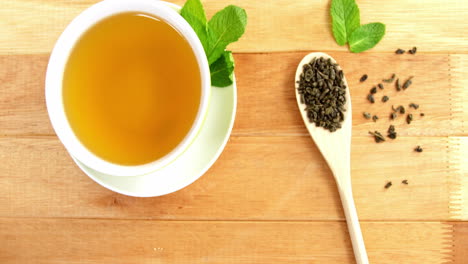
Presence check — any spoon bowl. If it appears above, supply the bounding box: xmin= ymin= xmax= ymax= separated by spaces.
xmin=295 ymin=52 xmax=352 ymax=181
xmin=295 ymin=52 xmax=369 ymax=264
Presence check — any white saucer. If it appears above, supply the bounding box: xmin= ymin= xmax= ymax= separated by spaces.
xmin=72 ymin=78 xmax=236 ymax=197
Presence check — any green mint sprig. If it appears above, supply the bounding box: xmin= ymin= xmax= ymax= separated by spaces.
xmin=209 ymin=51 xmax=235 ymax=87
xmin=181 ymin=0 xmax=247 ymax=87
xmin=348 ymin=22 xmax=385 ymax=53
xmin=330 ymin=0 xmax=360 ymax=46
xmin=330 ymin=0 xmax=385 ymax=53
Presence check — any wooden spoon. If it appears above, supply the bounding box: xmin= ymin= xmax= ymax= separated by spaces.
xmin=295 ymin=52 xmax=369 ymax=264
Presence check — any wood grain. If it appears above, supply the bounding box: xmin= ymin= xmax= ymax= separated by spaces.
xmin=0 ymin=136 xmax=454 ymax=220
xmin=449 ymin=54 xmax=468 ymax=135
xmin=0 ymin=218 xmax=453 ymax=264
xmin=235 ymin=51 xmax=465 ymax=136
xmin=453 ymin=222 xmax=468 ymax=264
xmin=1 ymin=0 xmax=468 ymax=262
xmin=2 ymin=0 xmax=468 ymax=54
xmin=0 ymin=55 xmax=49 ymax=135
xmin=0 ymin=52 xmax=466 ymax=136
xmin=449 ymin=137 xmax=468 ymax=220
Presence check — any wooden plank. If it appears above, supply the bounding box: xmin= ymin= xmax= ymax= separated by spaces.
xmin=1 ymin=0 xmax=468 ymax=54
xmin=449 ymin=137 xmax=468 ymax=220
xmin=235 ymin=51 xmax=465 ymax=136
xmin=449 ymin=54 xmax=468 ymax=135
xmin=453 ymin=222 xmax=468 ymax=264
xmin=0 ymin=52 xmax=466 ymax=136
xmin=0 ymin=136 xmax=453 ymax=220
xmin=0 ymin=218 xmax=453 ymax=264
xmin=0 ymin=55 xmax=50 ymax=135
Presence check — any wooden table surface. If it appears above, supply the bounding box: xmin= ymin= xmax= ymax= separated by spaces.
xmin=1 ymin=0 xmax=468 ymax=263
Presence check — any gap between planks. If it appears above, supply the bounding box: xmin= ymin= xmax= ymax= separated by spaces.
xmin=0 ymin=216 xmax=465 ymax=223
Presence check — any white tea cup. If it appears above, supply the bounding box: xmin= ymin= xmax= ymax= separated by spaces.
xmin=46 ymin=0 xmax=211 ymax=176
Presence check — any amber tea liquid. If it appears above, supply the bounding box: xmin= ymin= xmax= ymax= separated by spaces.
xmin=63 ymin=12 xmax=201 ymax=165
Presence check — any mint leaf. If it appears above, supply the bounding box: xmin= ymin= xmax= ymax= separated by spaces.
xmin=349 ymin=22 xmax=386 ymax=53
xmin=330 ymin=0 xmax=360 ymax=45
xmin=206 ymin=5 xmax=247 ymax=64
xmin=180 ymin=0 xmax=208 ymax=49
xmin=181 ymin=2 xmax=247 ymax=87
xmin=210 ymin=51 xmax=234 ymax=87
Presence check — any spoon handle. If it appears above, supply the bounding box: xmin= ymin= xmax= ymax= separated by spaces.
xmin=338 ymin=184 xmax=369 ymax=264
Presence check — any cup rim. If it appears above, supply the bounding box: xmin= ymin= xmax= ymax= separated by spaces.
xmin=45 ymin=0 xmax=211 ymax=177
